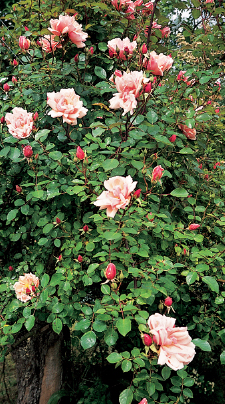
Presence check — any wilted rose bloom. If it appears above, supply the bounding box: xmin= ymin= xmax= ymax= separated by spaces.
xmin=48 ymin=14 xmax=88 ymax=48
xmin=47 ymin=88 xmax=88 ymax=125
xmin=14 ymin=273 xmax=39 ymax=302
xmin=107 ymin=37 xmax=137 ymax=60
xmin=178 ymin=124 xmax=196 ymax=140
xmin=143 ymin=51 xmax=173 ymax=76
xmin=109 ymin=71 xmax=150 ymax=115
xmin=19 ymin=35 xmax=30 ymax=50
xmin=39 ymin=35 xmax=62 ymax=53
xmin=151 ymin=165 xmax=164 ymax=183
xmin=94 ymin=175 xmax=137 ymax=218
xmin=189 ymin=223 xmax=200 ymax=230
xmin=148 ymin=313 xmax=195 ymax=371
xmin=5 ymin=107 xmax=33 ymax=139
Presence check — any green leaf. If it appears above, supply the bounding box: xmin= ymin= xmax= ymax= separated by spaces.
xmin=7 ymin=209 xmax=18 ymax=221
xmin=52 ymin=318 xmax=63 ymax=334
xmin=50 ymin=273 xmax=63 ymax=286
xmin=104 ymin=328 xmax=118 ymax=346
xmin=147 ymin=382 xmax=155 ymax=396
xmin=186 ymin=272 xmax=198 ymax=285
xmin=94 ymin=66 xmax=107 ymax=79
xmin=25 ymin=315 xmax=35 ymax=331
xmin=119 ymin=388 xmax=133 ymax=404
xmin=147 ymin=110 xmax=158 ymax=124
xmin=93 ymin=320 xmax=107 ymax=332
xmin=101 ymin=284 xmax=110 ymax=295
xmin=21 ymin=204 xmax=29 ymax=215
xmin=47 ymin=390 xmax=70 ymax=404
xmin=220 ymin=351 xmax=225 ymax=364
xmin=121 ymin=360 xmax=132 ymax=372
xmin=38 ymin=238 xmax=49 ymax=246
xmin=183 ymin=388 xmax=193 ymax=398
xmin=116 ymin=318 xmax=131 ymax=336
xmin=170 ymin=188 xmax=188 ymax=198
xmin=192 ymin=338 xmax=211 ymax=351
xmin=199 ymin=76 xmax=211 ymax=84
xmin=107 ymin=352 xmax=123 ymax=363
xmin=41 ymin=273 xmax=50 ymax=287
xmin=49 ymin=151 xmax=63 ymax=160
xmin=202 ymin=276 xmax=219 ymax=294
xmin=52 ymin=302 xmax=64 ymax=313
xmin=23 ymin=307 xmax=31 ymax=318
xmin=162 ymin=366 xmax=171 ymax=380
xmin=43 ymin=223 xmax=54 ymax=234
xmin=102 ymin=159 xmax=119 ymax=171
xmin=196 ymin=113 xmax=211 ymax=122
xmin=80 ymin=331 xmax=96 ymax=350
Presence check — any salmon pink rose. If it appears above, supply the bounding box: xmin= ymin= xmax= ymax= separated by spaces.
xmin=148 ymin=313 xmax=195 ymax=371
xmin=14 ymin=272 xmax=39 ymax=302
xmin=178 ymin=124 xmax=196 ymax=140
xmin=5 ymin=107 xmax=33 ymax=139
xmin=48 ymin=14 xmax=88 ymax=48
xmin=94 ymin=175 xmax=137 ymax=218
xmin=39 ymin=35 xmax=62 ymax=53
xmin=107 ymin=37 xmax=137 ymax=60
xmin=143 ymin=51 xmax=173 ymax=76
xmin=47 ymin=88 xmax=88 ymax=125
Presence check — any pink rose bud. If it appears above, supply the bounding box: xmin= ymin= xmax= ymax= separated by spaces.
xmin=58 ymin=254 xmax=62 ymax=261
xmin=142 ymin=43 xmax=148 ymax=54
xmin=153 ymin=77 xmax=157 ymax=83
xmin=124 ymin=46 xmax=130 ymax=55
xmin=83 ymin=225 xmax=89 ymax=232
xmin=9 ymin=266 xmax=13 ymax=271
xmin=144 ymin=82 xmax=152 ymax=93
xmin=16 ymin=185 xmax=22 ymax=193
xmin=204 ymin=174 xmax=209 ymax=181
xmin=3 ymin=83 xmax=10 ymax=92
xmin=198 ymin=164 xmax=202 ymax=169
xmin=78 ymin=255 xmax=83 ymax=263
xmin=151 ymin=165 xmax=164 ymax=183
xmin=164 ymin=296 xmax=173 ymax=307
xmin=56 ymin=217 xmax=61 ymax=224
xmin=12 ymin=76 xmax=17 ymax=83
xmin=138 ymin=399 xmax=148 ymax=404
xmin=115 ymin=69 xmax=122 ymax=77
xmin=36 ymin=40 xmax=42 ymax=46
xmin=26 ymin=288 xmax=31 ymax=295
xmin=189 ymin=224 xmax=200 ymax=230
xmin=105 ymin=263 xmax=116 ymax=280
xmin=183 ymin=248 xmax=187 ymax=255
xmin=19 ymin=35 xmax=30 ymax=50
xmin=89 ymin=46 xmax=94 ymax=54
xmin=13 ymin=59 xmax=18 ymax=66
xmin=134 ymin=189 xmax=141 ymax=198
xmin=1 ymin=116 xmax=5 ymax=124
xmin=76 ymin=146 xmax=85 ymax=160
xmin=23 ymin=145 xmax=33 ymax=158
xmin=215 ymin=108 xmax=220 ymax=113
xmin=24 ymin=26 xmax=29 ymax=31
xmin=158 ymin=83 xmax=162 ymax=86
xmin=169 ymin=134 xmax=176 ymax=142
xmin=33 ymin=112 xmax=38 ymax=121
xmin=143 ymin=334 xmax=152 ymax=346
xmin=109 ymin=49 xmax=114 ymax=58
xmin=31 ymin=285 xmax=36 ymax=292
xmin=207 ymin=100 xmax=212 ymax=105
xmin=74 ymin=54 xmax=79 ymax=62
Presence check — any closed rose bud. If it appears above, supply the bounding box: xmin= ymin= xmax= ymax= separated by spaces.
xmin=76 ymin=146 xmax=85 ymax=160
xmin=215 ymin=108 xmax=220 ymax=113
xmin=24 ymin=26 xmax=29 ymax=31
xmin=26 ymin=288 xmax=31 ymax=295
xmin=151 ymin=165 xmax=164 ymax=183
xmin=12 ymin=76 xmax=17 ymax=83
xmin=189 ymin=224 xmax=200 ymax=230
xmin=23 ymin=145 xmax=33 ymax=158
xmin=144 ymin=82 xmax=152 ymax=93
xmin=134 ymin=189 xmax=141 ymax=198
xmin=105 ymin=263 xmax=116 ymax=280
xmin=78 ymin=255 xmax=83 ymax=263
xmin=164 ymin=296 xmax=173 ymax=307
xmin=33 ymin=112 xmax=38 ymax=121
xmin=1 ymin=116 xmax=5 ymax=124
xmin=115 ymin=69 xmax=122 ymax=77
xmin=74 ymin=54 xmax=79 ymax=62
xmin=198 ymin=164 xmax=202 ymax=169
xmin=124 ymin=46 xmax=129 ymax=55
xmin=9 ymin=266 xmax=13 ymax=271
xmin=31 ymin=285 xmax=35 ymax=292
xmin=19 ymin=35 xmax=30 ymax=50
xmin=109 ymin=49 xmax=114 ymax=58
xmin=3 ymin=83 xmax=10 ymax=92
xmin=204 ymin=174 xmax=209 ymax=181
xmin=13 ymin=59 xmax=18 ymax=66
xmin=89 ymin=46 xmax=94 ymax=55
xmin=83 ymin=225 xmax=89 ymax=232
xmin=169 ymin=134 xmax=176 ymax=142
xmin=16 ymin=185 xmax=22 ymax=193
xmin=56 ymin=217 xmax=61 ymax=224
xmin=183 ymin=248 xmax=187 ymax=255
xmin=207 ymin=100 xmax=212 ymax=105
xmin=142 ymin=43 xmax=147 ymax=54
xmin=143 ymin=334 xmax=152 ymax=346
xmin=58 ymin=254 xmax=62 ymax=261
xmin=138 ymin=399 xmax=148 ymax=404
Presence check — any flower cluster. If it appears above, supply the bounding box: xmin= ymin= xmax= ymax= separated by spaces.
xmin=107 ymin=37 xmax=137 ymax=60
xmin=5 ymin=107 xmax=33 ymax=139
xmin=111 ymin=0 xmax=143 ymax=19
xmin=14 ymin=273 xmax=39 ymax=302
xmin=148 ymin=313 xmax=196 ymax=370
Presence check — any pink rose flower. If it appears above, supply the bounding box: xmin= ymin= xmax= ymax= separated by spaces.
xmin=177 ymin=71 xmax=194 ymax=86
xmin=48 ymin=14 xmax=88 ymax=48
xmin=143 ymin=51 xmax=173 ymax=76
xmin=151 ymin=165 xmax=164 ymax=183
xmin=107 ymin=37 xmax=137 ymax=60
xmin=148 ymin=313 xmax=195 ymax=371
xmin=142 ymin=1 xmax=154 ymax=15
xmin=178 ymin=124 xmax=196 ymax=140
xmin=19 ymin=35 xmax=30 ymax=50
xmin=94 ymin=175 xmax=137 ymax=218
xmin=109 ymin=71 xmax=150 ymax=115
xmin=14 ymin=272 xmax=39 ymax=302
xmin=161 ymin=26 xmax=170 ymax=38
xmin=206 ymin=0 xmax=214 ymax=3
xmin=39 ymin=35 xmax=62 ymax=53
xmin=47 ymin=88 xmax=88 ymax=125
xmin=5 ymin=107 xmax=33 ymax=139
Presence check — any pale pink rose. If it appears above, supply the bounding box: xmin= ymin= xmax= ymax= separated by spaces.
xmin=107 ymin=37 xmax=137 ymax=60
xmin=109 ymin=70 xmax=150 ymax=115
xmin=14 ymin=272 xmax=39 ymax=302
xmin=48 ymin=15 xmax=88 ymax=48
xmin=148 ymin=313 xmax=195 ymax=371
xmin=206 ymin=0 xmax=214 ymax=3
xmin=39 ymin=35 xmax=62 ymax=53
xmin=19 ymin=35 xmax=30 ymax=50
xmin=143 ymin=51 xmax=173 ymax=76
xmin=93 ymin=175 xmax=137 ymax=218
xmin=161 ymin=26 xmax=170 ymax=38
xmin=178 ymin=124 xmax=196 ymax=140
xmin=47 ymin=88 xmax=88 ymax=125
xmin=5 ymin=107 xmax=33 ymax=139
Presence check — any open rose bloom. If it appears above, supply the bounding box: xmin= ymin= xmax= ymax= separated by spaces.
xmin=14 ymin=273 xmax=39 ymax=302
xmin=48 ymin=14 xmax=88 ymax=48
xmin=5 ymin=107 xmax=33 ymax=139
xmin=109 ymin=71 xmax=150 ymax=115
xmin=94 ymin=175 xmax=137 ymax=218
xmin=107 ymin=37 xmax=137 ymax=60
xmin=148 ymin=313 xmax=196 ymax=371
xmin=39 ymin=35 xmax=62 ymax=53
xmin=47 ymin=88 xmax=88 ymax=125
xmin=143 ymin=51 xmax=173 ymax=76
